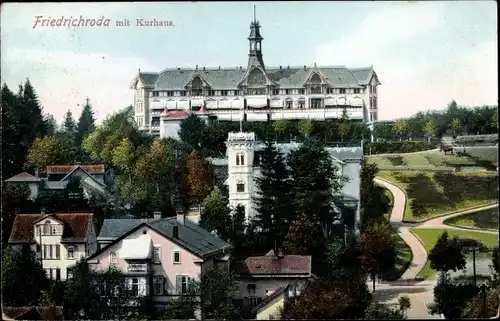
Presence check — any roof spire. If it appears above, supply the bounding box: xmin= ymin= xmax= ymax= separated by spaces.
xmin=254 ymin=5 xmax=256 ymax=23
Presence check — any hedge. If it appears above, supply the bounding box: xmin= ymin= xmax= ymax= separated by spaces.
xmin=364 ymin=141 xmax=437 ymax=155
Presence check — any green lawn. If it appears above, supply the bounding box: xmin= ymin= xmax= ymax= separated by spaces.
xmin=410 ymin=228 xmax=499 ymax=279
xmin=444 ymin=207 xmax=499 ymax=230
xmin=377 ymin=171 xmax=498 ymax=222
xmin=366 ymin=147 xmax=498 ymax=171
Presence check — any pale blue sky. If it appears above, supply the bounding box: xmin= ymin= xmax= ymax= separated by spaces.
xmin=1 ymin=1 xmax=497 ymax=123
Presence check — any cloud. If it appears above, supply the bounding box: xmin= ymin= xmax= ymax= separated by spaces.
xmin=1 ymin=47 xmax=160 ymax=123
xmin=314 ymin=2 xmax=497 ymax=120
xmin=316 ymin=2 xmax=444 ymax=66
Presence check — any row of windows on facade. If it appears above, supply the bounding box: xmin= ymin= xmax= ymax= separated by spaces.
xmin=109 ymin=248 xmax=181 ymax=264
xmin=37 ymin=223 xmax=61 ymax=236
xmin=98 ymin=275 xmax=193 ymax=297
xmin=37 ymin=244 xmax=78 ymax=259
xmin=147 ymin=87 xmax=373 ymax=98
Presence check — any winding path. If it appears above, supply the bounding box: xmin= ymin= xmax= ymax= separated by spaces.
xmin=372 ymin=177 xmax=499 ymax=319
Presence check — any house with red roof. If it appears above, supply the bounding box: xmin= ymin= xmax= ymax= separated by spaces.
xmin=8 ymin=212 xmax=97 ymax=281
xmin=157 ymin=107 xmax=211 ymax=139
xmin=2 ymin=305 xmax=64 ymax=320
xmin=4 ymin=164 xmax=108 ymax=200
xmin=232 ymin=249 xmax=312 ymax=314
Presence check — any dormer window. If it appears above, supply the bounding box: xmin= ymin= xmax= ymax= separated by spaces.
xmin=43 ymin=221 xmax=51 ymax=235
xmin=52 ymin=225 xmax=59 ymax=235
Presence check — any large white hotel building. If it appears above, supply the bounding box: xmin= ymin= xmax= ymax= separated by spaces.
xmin=130 ymin=15 xmax=380 ymax=136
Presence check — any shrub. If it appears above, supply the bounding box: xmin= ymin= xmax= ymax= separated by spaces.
xmin=410 ymin=199 xmax=427 ymax=216
xmin=364 ymin=141 xmax=437 ymax=155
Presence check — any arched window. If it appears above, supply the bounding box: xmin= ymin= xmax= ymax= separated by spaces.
xmin=256 ymin=42 xmax=261 ymax=51
xmin=43 ymin=221 xmax=51 ymax=235
xmin=310 ymin=73 xmax=322 ymax=94
xmin=191 ymin=77 xmax=203 ymax=96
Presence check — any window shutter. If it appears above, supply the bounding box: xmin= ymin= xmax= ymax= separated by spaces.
xmin=176 ymin=275 xmax=182 ymax=295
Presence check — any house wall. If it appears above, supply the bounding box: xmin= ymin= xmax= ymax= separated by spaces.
xmin=237 ymin=278 xmax=308 ymax=299
xmin=256 ymin=294 xmax=285 ymax=320
xmin=27 ymin=218 xmax=88 ymax=281
xmin=88 ymin=225 xmax=204 ymax=300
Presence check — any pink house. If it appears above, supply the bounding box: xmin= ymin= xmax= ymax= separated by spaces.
xmin=86 ymin=212 xmax=232 ymax=311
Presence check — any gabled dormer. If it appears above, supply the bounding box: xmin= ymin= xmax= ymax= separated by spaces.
xmin=34 ymin=215 xmax=64 ymax=237
xmin=184 ymin=73 xmax=211 ymax=96
xmin=303 ymin=68 xmax=330 ymax=95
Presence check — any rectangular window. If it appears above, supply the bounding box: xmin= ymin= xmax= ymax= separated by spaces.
xmin=209 ymin=90 xmax=215 ymax=96
xmin=237 ymin=183 xmax=245 ymax=193
xmin=167 ymin=91 xmax=174 ymax=97
xmin=339 ymin=88 xmax=346 ymax=94
xmin=354 ymin=88 xmax=361 ymax=94
xmin=67 ymin=246 xmax=74 ymax=259
xmin=49 ymin=245 xmax=53 ymax=259
xmin=153 ymin=277 xmax=164 ymax=295
xmin=221 ymin=90 xmax=228 ymax=96
xmin=173 ymin=251 xmax=181 ymax=264
xmin=248 ymin=284 xmax=256 ymax=296
xmin=236 ymin=154 xmax=240 ymax=166
xmin=43 ymin=245 xmax=48 ymax=259
xmin=298 ymin=101 xmax=305 ymax=109
xmin=299 ymin=89 xmax=305 ymax=95
xmin=310 ymin=86 xmax=322 ymax=94
xmin=373 ymin=86 xmax=377 ymax=94
xmin=181 ymin=91 xmax=187 ymax=96
xmin=153 ymin=246 xmax=161 ymax=264
xmin=51 ymin=225 xmax=58 ymax=235
xmin=176 ymin=276 xmax=190 ymax=295
xmin=55 ymin=245 xmax=60 ymax=259
xmin=152 ymin=91 xmax=159 ymax=97
xmin=56 ymin=268 xmax=61 ymax=281
xmin=285 ymin=89 xmax=291 ymax=95
xmin=131 ymin=278 xmax=139 ymax=297
xmin=272 ymin=89 xmax=279 ymax=95
xmin=36 ymin=244 xmax=41 ymax=253
xmin=111 ymin=251 xmax=118 ymax=264
xmin=286 ymin=101 xmax=293 ymax=109
xmin=192 ymin=89 xmax=202 ymax=96
xmin=311 ymin=98 xmax=322 ymax=109
xmin=240 ymin=154 xmax=245 ymax=166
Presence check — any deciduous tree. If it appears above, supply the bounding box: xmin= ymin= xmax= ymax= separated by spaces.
xmin=393 ymin=119 xmax=410 ymax=141
xmin=298 ymin=119 xmax=313 ymax=138
xmin=339 ymin=107 xmax=351 ymax=142
xmin=282 ymin=277 xmax=371 ymax=319
xmin=199 ymin=189 xmax=231 ymax=240
xmin=185 ymin=150 xmax=213 ymax=205
xmin=451 ymin=118 xmax=462 ymax=136
xmin=26 ymin=135 xmax=76 ymax=170
xmin=179 ymin=114 xmax=207 ymax=151
xmin=273 ymin=119 xmax=289 ymax=139
xmin=424 ymin=119 xmax=437 ymax=142
xmin=428 ymin=232 xmax=466 ymax=274
xmin=358 ymin=221 xmax=397 ymax=292
xmin=283 ymin=213 xmax=319 ymax=255
xmin=1 ymin=246 xmax=50 ymax=306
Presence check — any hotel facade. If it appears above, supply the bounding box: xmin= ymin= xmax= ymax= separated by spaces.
xmin=130 ymin=16 xmax=381 ymax=136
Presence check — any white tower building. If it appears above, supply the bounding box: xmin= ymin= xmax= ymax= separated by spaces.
xmin=225 ymin=132 xmax=257 ymax=222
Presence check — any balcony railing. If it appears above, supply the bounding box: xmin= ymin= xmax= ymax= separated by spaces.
xmin=127 ymin=263 xmax=148 ymax=273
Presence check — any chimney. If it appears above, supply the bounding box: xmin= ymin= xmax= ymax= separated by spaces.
xmin=280 ymin=66 xmax=282 ymax=70
xmin=287 ymin=65 xmax=290 ymax=70
xmin=304 ymin=65 xmax=306 ymax=70
xmin=277 ymin=248 xmax=284 ymax=259
xmin=203 ymin=67 xmax=206 ymax=71
xmin=196 ymin=64 xmax=198 ymax=70
xmin=173 ymin=225 xmax=179 ymax=238
xmin=314 ymin=62 xmax=317 ymax=68
xmin=153 ymin=211 xmax=162 ymax=220
xmin=218 ymin=66 xmax=221 ymax=70
xmin=176 ymin=205 xmax=185 ymax=226
xmin=177 ymin=67 xmax=180 ymax=70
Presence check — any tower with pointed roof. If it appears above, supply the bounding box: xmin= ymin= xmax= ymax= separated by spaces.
xmin=248 ymin=5 xmax=265 ymax=70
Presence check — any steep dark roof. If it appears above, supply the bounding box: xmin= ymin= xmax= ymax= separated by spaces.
xmin=8 ymin=213 xmax=94 ymax=243
xmin=5 ymin=172 xmax=41 ymax=182
xmin=133 ymin=66 xmax=373 ymax=91
xmin=96 ymin=217 xmax=232 ymax=259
